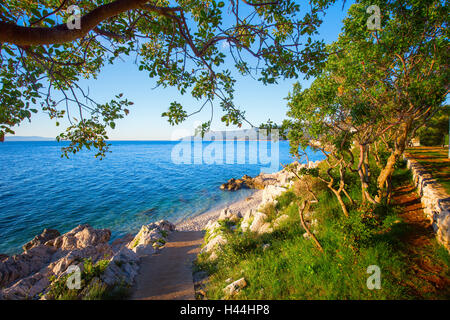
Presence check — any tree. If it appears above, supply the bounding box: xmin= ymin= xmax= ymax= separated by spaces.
xmin=287 ymin=0 xmax=449 ymax=203
xmin=286 ymin=78 xmax=356 ymax=217
xmin=0 ymin=0 xmax=337 ymax=157
xmin=416 ymin=106 xmax=449 ymax=146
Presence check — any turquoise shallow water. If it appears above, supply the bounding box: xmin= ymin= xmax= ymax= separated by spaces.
xmin=0 ymin=140 xmax=322 ymax=255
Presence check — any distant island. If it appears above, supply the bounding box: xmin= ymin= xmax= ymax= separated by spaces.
xmin=183 ymin=129 xmax=287 ymax=141
xmin=4 ymin=136 xmax=55 ymax=141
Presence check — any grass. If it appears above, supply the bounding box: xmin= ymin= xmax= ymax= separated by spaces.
xmin=405 ymin=146 xmax=450 ymax=194
xmin=195 ymin=162 xmax=450 ymax=300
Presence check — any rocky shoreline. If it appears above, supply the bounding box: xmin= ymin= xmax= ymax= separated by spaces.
xmin=0 ymin=161 xmax=320 ymax=300
xmin=177 ymin=161 xmax=321 ymax=232
xmin=0 ymin=221 xmax=176 ymax=299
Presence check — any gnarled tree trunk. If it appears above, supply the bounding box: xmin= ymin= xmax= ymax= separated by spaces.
xmin=376 ymin=120 xmax=411 ymax=202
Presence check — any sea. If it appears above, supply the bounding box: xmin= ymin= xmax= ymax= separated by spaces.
xmin=0 ymin=140 xmax=323 ymax=254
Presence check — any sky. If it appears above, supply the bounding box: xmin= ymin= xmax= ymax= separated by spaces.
xmin=10 ymin=1 xmax=354 ymax=140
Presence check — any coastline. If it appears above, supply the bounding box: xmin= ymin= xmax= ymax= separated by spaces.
xmin=176 ymin=161 xmax=323 ymax=232
xmin=176 ymin=189 xmax=264 ymax=231
xmin=0 ymin=161 xmax=314 ymax=299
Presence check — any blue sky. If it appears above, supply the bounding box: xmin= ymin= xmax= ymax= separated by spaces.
xmin=11 ymin=1 xmax=354 ymax=140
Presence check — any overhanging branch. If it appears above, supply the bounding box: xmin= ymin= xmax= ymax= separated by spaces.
xmin=0 ymin=0 xmax=180 ymax=46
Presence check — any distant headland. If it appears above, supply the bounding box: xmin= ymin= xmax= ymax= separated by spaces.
xmin=4 ymin=136 xmax=55 ymax=141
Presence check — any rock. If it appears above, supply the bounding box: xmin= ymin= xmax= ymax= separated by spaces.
xmin=218 ymin=208 xmax=242 ymax=222
xmin=193 ymin=271 xmax=209 ymax=284
xmin=111 ymin=233 xmax=134 ymax=253
xmin=273 ymin=214 xmax=289 ymax=228
xmin=152 ymin=220 xmax=176 ymax=232
xmin=258 ymin=223 xmax=273 ymax=234
xmin=46 ymin=224 xmax=111 ymax=251
xmin=249 ymin=212 xmax=268 ymax=233
xmin=0 ymin=220 xmax=178 ymax=300
xmin=0 ymin=244 xmax=57 ymax=288
xmin=101 ymin=247 xmax=139 ymax=286
xmin=200 ymin=235 xmax=227 ymax=254
xmin=193 ymin=271 xmax=209 ymax=300
xmin=223 ymin=277 xmax=247 ymax=296
xmin=261 ymin=185 xmax=287 ymax=206
xmin=220 ymin=178 xmax=246 ymax=191
xmin=2 ymin=272 xmax=50 ymax=300
xmin=48 ymin=243 xmax=112 ymax=276
xmin=241 ymin=209 xmax=255 ymax=232
xmin=0 ymin=253 xmax=8 ymax=262
xmin=22 ymin=229 xmax=60 ymax=252
xmin=205 ymin=220 xmax=221 ymax=233
xmin=0 ymin=224 xmax=116 ymax=299
xmin=127 ymin=220 xmax=174 ymax=257
xmin=277 ymin=171 xmax=295 ymax=187
xmin=242 ymin=175 xmax=266 ymax=189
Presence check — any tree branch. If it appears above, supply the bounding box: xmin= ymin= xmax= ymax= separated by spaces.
xmin=0 ymin=0 xmax=180 ymax=45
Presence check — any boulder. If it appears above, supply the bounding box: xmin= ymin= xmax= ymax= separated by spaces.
xmin=0 ymin=224 xmax=114 ymax=299
xmin=46 ymin=224 xmax=111 ymax=251
xmin=242 ymin=175 xmax=266 ymax=189
xmin=200 ymin=235 xmax=227 ymax=254
xmin=126 ymin=220 xmax=174 ymax=257
xmin=220 ymin=178 xmax=245 ymax=191
xmin=101 ymin=247 xmax=139 ymax=286
xmin=151 ymin=220 xmax=176 ymax=232
xmin=218 ymin=208 xmax=242 ymax=222
xmin=22 ymin=229 xmax=60 ymax=252
xmin=223 ymin=278 xmax=247 ymax=296
xmin=249 ymin=212 xmax=268 ymax=233
xmin=207 ymin=251 xmax=219 ymax=262
xmin=240 ymin=209 xmax=255 ymax=232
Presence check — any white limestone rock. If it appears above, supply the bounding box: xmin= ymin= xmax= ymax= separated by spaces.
xmin=223 ymin=277 xmax=247 ymax=296
xmin=249 ymin=212 xmax=268 ymax=233
xmin=200 ymin=235 xmax=227 ymax=254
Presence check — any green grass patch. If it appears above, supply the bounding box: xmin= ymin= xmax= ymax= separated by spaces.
xmin=195 ymin=165 xmax=450 ymax=300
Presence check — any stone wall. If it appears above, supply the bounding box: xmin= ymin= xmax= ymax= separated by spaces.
xmin=405 ymin=156 xmax=450 ymax=251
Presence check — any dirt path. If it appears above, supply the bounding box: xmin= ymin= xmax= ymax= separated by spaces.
xmin=130 ymin=231 xmax=203 ymax=300
xmin=392 ymin=183 xmax=450 ymax=298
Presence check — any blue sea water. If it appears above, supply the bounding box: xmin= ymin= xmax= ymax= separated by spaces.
xmin=0 ymin=140 xmax=323 ymax=255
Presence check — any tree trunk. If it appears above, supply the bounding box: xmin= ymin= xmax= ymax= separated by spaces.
xmin=330 ymin=187 xmax=349 ymax=217
xmin=298 ymin=200 xmax=323 ymax=253
xmin=357 ymin=143 xmax=376 ymax=204
xmin=376 ymin=120 xmax=411 ymax=201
